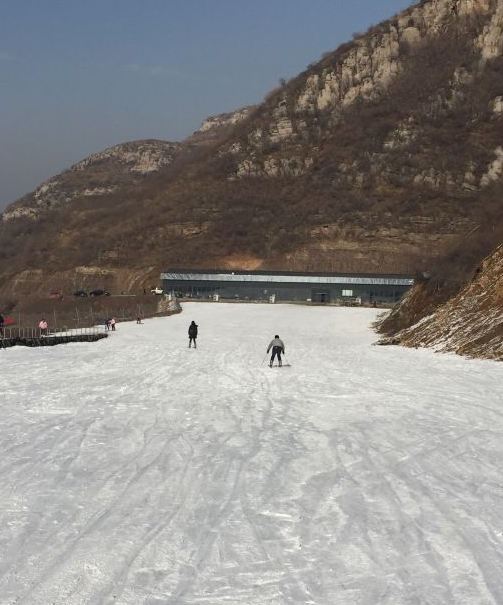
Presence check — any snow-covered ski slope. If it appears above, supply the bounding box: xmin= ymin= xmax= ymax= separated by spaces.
xmin=1 ymin=303 xmax=503 ymax=605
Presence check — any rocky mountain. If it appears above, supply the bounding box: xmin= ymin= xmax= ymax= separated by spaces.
xmin=2 ymin=140 xmax=182 ymax=222
xmin=1 ymin=0 xmax=503 ymax=314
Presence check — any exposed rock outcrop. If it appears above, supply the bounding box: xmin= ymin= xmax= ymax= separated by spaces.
xmin=2 ymin=140 xmax=181 ymax=221
xmin=199 ymin=107 xmax=253 ymax=133
xmin=225 ymin=0 xmax=503 ymax=181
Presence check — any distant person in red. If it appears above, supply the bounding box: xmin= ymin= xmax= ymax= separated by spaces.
xmin=39 ymin=318 xmax=48 ymax=336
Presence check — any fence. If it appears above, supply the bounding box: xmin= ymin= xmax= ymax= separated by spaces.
xmin=1 ymin=325 xmax=105 ymax=340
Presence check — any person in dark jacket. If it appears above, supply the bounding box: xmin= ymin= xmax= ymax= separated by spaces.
xmin=267 ymin=335 xmax=285 ymax=367
xmin=0 ymin=313 xmax=4 ymax=336
xmin=188 ymin=321 xmax=198 ymax=348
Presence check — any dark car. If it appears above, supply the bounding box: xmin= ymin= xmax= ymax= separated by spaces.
xmin=74 ymin=290 xmax=88 ymax=297
xmin=89 ymin=289 xmax=110 ymax=296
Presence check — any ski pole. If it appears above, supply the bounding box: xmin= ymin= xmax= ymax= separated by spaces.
xmin=261 ymin=352 xmax=268 ymax=366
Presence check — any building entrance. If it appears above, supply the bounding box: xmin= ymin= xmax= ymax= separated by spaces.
xmin=312 ymin=290 xmax=330 ymax=303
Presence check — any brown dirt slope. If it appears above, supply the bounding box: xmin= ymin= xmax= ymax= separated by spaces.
xmin=379 ymin=242 xmax=503 ymax=360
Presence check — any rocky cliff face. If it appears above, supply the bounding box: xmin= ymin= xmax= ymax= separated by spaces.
xmin=225 ymin=0 xmax=503 ymax=182
xmin=1 ymin=0 xmax=503 ymax=314
xmin=2 ymin=140 xmax=183 ymax=222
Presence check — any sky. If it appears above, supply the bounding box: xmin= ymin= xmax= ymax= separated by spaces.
xmin=0 ymin=0 xmax=412 ymax=210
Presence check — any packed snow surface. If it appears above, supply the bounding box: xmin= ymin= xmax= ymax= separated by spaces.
xmin=1 ymin=303 xmax=503 ymax=605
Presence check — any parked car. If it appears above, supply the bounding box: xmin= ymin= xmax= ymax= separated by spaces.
xmin=151 ymin=287 xmax=164 ymax=295
xmin=74 ymin=290 xmax=88 ymax=297
xmin=89 ymin=289 xmax=110 ymax=297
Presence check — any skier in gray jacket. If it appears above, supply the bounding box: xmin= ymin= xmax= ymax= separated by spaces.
xmin=267 ymin=335 xmax=285 ymax=367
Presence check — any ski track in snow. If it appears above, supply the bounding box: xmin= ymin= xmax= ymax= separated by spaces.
xmin=1 ymin=303 xmax=503 ymax=605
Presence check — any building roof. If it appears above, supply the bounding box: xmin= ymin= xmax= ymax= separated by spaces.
xmin=161 ymin=269 xmax=414 ymax=287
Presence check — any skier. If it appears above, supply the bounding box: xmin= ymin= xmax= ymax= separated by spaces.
xmin=267 ymin=335 xmax=285 ymax=367
xmin=188 ymin=320 xmax=198 ymax=348
xmin=110 ymin=317 xmax=116 ymax=331
xmin=0 ymin=313 xmax=4 ymax=336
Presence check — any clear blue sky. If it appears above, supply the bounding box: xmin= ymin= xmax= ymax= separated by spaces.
xmin=0 ymin=0 xmax=412 ymax=209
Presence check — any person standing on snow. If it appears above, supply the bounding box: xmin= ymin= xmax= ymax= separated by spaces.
xmin=188 ymin=321 xmax=198 ymax=348
xmin=0 ymin=313 xmax=4 ymax=336
xmin=39 ymin=318 xmax=48 ymax=337
xmin=267 ymin=335 xmax=285 ymax=367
